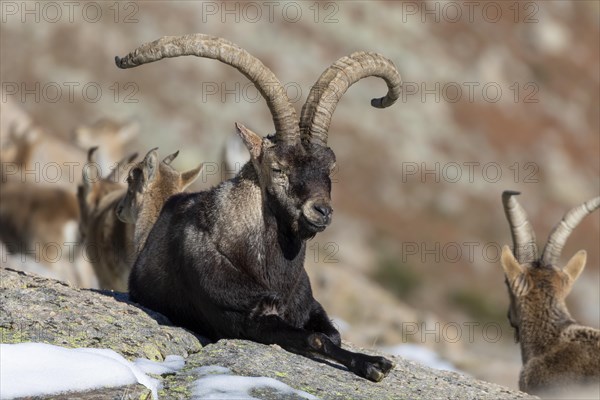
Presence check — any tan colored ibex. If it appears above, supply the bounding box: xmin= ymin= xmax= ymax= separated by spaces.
xmin=77 ymin=147 xmax=137 ymax=291
xmin=0 ymin=123 xmax=94 ymax=285
xmin=115 ymin=148 xmax=202 ymax=255
xmin=1 ymin=118 xmax=138 ymax=188
xmin=501 ymin=191 xmax=600 ymax=395
xmin=0 ymin=124 xmax=38 ymax=181
xmin=0 ymin=179 xmax=88 ymax=284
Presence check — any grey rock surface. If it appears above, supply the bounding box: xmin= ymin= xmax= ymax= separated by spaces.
xmin=0 ymin=268 xmax=202 ymax=360
xmin=0 ymin=268 xmax=536 ymax=399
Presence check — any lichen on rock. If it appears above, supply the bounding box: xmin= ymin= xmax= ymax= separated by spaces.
xmin=0 ymin=268 xmax=536 ymax=399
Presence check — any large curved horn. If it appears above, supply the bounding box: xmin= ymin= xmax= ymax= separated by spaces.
xmin=300 ymin=52 xmax=402 ymax=146
xmin=116 ymin=34 xmax=299 ymax=143
xmin=541 ymin=196 xmax=600 ymax=267
xmin=502 ymin=191 xmax=538 ymax=265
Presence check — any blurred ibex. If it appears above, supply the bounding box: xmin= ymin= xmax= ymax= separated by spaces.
xmin=0 ymin=117 xmax=138 ymax=287
xmin=0 ymin=124 xmax=38 ymax=181
xmin=77 ymin=147 xmax=137 ymax=291
xmin=1 ymin=118 xmax=138 ymax=188
xmin=0 ymin=179 xmax=90 ymax=285
xmin=116 ymin=34 xmax=401 ymax=381
xmin=116 ymin=148 xmax=202 ymax=255
xmin=0 ymin=124 xmax=95 ymax=286
xmin=501 ymin=191 xmax=600 ymax=395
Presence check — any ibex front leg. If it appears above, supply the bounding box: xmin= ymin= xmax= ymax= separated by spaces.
xmin=304 ymin=300 xmax=342 ymax=346
xmin=244 ymin=314 xmax=394 ymax=382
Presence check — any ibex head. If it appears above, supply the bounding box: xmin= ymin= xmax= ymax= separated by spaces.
xmin=116 ymin=147 xmax=202 ymax=224
xmin=1 ymin=123 xmax=39 ymax=169
xmin=73 ymin=119 xmax=139 ymax=156
xmin=115 ymin=34 xmax=402 ymax=239
xmin=501 ymin=191 xmax=599 ymax=341
xmin=235 ymin=123 xmax=336 ymax=236
xmin=77 ymin=146 xmax=137 ymax=241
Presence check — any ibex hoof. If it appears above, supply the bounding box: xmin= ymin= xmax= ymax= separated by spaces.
xmin=357 ymin=355 xmax=394 ymax=382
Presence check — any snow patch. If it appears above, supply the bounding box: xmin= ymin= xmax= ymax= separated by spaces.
xmin=193 ymin=365 xmax=318 ymax=399
xmin=0 ymin=343 xmax=185 ymax=399
xmin=134 ymin=355 xmax=185 ymax=375
xmin=381 ymin=344 xmax=457 ymax=371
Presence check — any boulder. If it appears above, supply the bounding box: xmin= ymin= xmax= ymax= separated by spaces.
xmin=0 ymin=268 xmax=535 ymax=399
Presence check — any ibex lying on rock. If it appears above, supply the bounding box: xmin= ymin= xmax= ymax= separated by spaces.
xmin=116 ymin=34 xmax=401 ymax=381
xmin=77 ymin=147 xmax=137 ymax=291
xmin=116 ymin=148 xmax=203 ymax=255
xmin=501 ymin=191 xmax=600 ymax=394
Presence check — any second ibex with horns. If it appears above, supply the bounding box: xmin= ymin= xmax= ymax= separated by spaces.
xmin=116 ymin=34 xmax=401 ymax=381
xmin=501 ymin=191 xmax=600 ymax=394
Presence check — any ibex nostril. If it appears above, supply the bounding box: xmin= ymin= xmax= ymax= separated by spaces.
xmin=313 ymin=204 xmax=332 ymax=218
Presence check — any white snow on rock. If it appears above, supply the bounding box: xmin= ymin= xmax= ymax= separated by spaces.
xmin=0 ymin=343 xmax=185 ymax=399
xmin=193 ymin=365 xmax=318 ymax=399
xmin=381 ymin=343 xmax=457 ymax=372
xmin=133 ymin=355 xmax=186 ymax=375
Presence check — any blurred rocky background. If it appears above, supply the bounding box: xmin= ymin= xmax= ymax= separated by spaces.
xmin=1 ymin=0 xmax=598 ymax=391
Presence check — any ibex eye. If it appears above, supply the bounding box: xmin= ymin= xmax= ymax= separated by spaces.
xmin=271 ymin=168 xmax=282 ymax=174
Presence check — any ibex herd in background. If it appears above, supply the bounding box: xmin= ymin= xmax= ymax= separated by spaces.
xmin=77 ymin=147 xmax=138 ymax=291
xmin=0 ymin=115 xmax=139 ymax=287
xmin=0 ymin=33 xmax=598 ymax=391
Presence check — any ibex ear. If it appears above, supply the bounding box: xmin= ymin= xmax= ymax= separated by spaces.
xmin=117 ymin=120 xmax=140 ymax=143
xmin=82 ymin=166 xmax=94 ymax=191
xmin=82 ymin=148 xmax=100 ymax=194
xmin=501 ymin=245 xmax=524 ymax=283
xmin=22 ymin=126 xmax=39 ymax=145
xmin=82 ymin=147 xmax=100 ymax=189
xmin=74 ymin=126 xmax=91 ymax=146
xmin=163 ymin=150 xmax=179 ymax=165
xmin=108 ymin=152 xmax=138 ymax=182
xmin=142 ymin=148 xmax=159 ymax=183
xmin=180 ymin=164 xmax=203 ymax=190
xmin=564 ymin=250 xmax=586 ymax=282
xmin=235 ymin=122 xmax=262 ymax=160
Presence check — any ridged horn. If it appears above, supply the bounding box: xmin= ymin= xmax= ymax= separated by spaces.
xmin=502 ymin=191 xmax=538 ymax=265
xmin=115 ymin=34 xmax=299 ymax=143
xmin=300 ymin=52 xmax=402 ymax=146
xmin=541 ymin=196 xmax=600 ymax=267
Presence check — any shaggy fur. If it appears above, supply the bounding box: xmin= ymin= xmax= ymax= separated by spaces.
xmin=130 ymin=127 xmax=393 ymax=382
xmin=116 ymin=148 xmax=202 ymax=255
xmin=117 ymin=34 xmax=401 ymax=382
xmin=501 ymin=192 xmax=600 ymax=395
xmin=77 ymin=148 xmax=137 ymax=291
